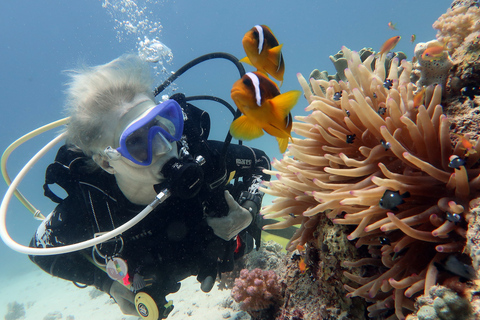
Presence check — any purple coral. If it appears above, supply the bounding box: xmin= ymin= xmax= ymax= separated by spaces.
xmin=231 ymin=268 xmax=281 ymax=311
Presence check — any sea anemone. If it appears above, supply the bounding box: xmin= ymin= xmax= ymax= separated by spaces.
xmin=260 ymin=47 xmax=479 ymax=319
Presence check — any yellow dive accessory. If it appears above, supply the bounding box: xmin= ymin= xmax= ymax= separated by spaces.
xmin=135 ymin=292 xmax=159 ymax=320
xmin=135 ymin=292 xmax=174 ymax=320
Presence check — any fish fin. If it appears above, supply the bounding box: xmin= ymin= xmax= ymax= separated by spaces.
xmin=239 ymin=56 xmax=254 ymax=67
xmin=276 ymin=136 xmax=289 ymax=153
xmin=269 ymin=90 xmax=301 ymax=120
xmin=230 ymin=115 xmax=264 ymax=140
xmin=267 ymin=44 xmax=284 ymax=64
xmin=255 ymin=69 xmax=270 ymax=78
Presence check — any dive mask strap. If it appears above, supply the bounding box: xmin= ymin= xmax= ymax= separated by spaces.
xmin=104 ymin=146 xmax=122 ymax=161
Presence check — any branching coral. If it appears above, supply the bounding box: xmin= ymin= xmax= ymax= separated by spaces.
xmin=260 ymin=47 xmax=480 ymax=319
xmin=231 ymin=268 xmax=282 ymax=312
xmin=432 ymin=4 xmax=480 ymax=53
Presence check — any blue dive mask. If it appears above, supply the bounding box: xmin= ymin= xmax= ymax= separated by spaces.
xmin=106 ymin=99 xmax=184 ymax=166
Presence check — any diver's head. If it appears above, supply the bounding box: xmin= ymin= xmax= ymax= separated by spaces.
xmin=64 ymin=54 xmax=155 ymax=158
xmin=91 ymin=96 xmax=184 ymax=205
xmin=95 ymin=97 xmax=184 ymax=183
xmin=63 ymin=55 xmax=185 ymax=204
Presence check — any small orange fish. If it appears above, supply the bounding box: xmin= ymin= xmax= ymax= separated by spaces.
xmin=413 ymin=87 xmax=425 ymax=108
xmin=378 ymin=36 xmax=401 ymax=58
xmin=454 ymin=133 xmax=477 ymax=157
xmin=298 ymin=257 xmax=307 ymax=274
xmin=230 ymin=71 xmax=301 ymax=152
xmin=411 ymin=34 xmax=416 ymax=43
xmin=422 ymin=44 xmax=446 ymax=61
xmin=296 ymin=244 xmax=305 ymax=251
xmin=240 ymin=25 xmax=285 ymax=83
xmin=388 ymin=21 xmax=397 ymax=30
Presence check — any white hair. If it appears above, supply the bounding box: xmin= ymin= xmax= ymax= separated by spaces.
xmin=64 ymin=54 xmax=154 ymax=156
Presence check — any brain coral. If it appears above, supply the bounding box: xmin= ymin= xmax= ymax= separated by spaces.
xmin=432 ymin=4 xmax=480 ymax=52
xmin=260 ymin=47 xmax=480 ymax=319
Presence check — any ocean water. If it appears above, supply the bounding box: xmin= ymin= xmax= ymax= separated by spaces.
xmin=0 ymin=0 xmax=451 ymax=315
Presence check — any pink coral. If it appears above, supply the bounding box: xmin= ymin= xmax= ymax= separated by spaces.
xmin=231 ymin=268 xmax=281 ymax=311
xmin=433 ymin=5 xmax=480 ymax=52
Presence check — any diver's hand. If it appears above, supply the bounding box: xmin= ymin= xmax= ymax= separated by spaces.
xmin=109 ymin=281 xmax=138 ymax=316
xmin=206 ymin=190 xmax=253 ymax=241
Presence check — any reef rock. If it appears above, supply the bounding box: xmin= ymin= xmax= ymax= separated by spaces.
xmin=413 ymin=40 xmax=453 ymax=89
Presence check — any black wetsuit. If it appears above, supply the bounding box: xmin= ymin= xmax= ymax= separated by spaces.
xmin=29 ymin=104 xmax=271 ymax=315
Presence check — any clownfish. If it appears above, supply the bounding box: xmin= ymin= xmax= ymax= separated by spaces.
xmin=230 ymin=71 xmax=301 ymax=153
xmin=377 ymin=36 xmax=401 ymax=59
xmin=240 ymin=25 xmax=285 ymax=83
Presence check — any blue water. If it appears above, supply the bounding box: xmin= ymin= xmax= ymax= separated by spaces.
xmin=0 ymin=0 xmax=451 ymax=314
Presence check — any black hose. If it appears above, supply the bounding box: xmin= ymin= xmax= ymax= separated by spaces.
xmin=185 ymin=95 xmax=236 ymax=116
xmin=153 ymin=52 xmax=245 ymax=97
xmin=153 ymin=52 xmax=245 ymax=164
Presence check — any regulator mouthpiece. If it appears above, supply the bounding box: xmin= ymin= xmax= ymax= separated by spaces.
xmin=155 ymin=153 xmax=205 ymax=199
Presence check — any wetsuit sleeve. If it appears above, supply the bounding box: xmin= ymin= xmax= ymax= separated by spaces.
xmin=28 ymin=197 xmax=113 ymax=293
xmin=206 ymin=140 xmax=271 ymax=250
xmin=206 ymin=140 xmax=271 ymax=190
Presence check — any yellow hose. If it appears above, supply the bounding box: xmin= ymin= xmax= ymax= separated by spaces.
xmin=1 ymin=117 xmax=70 ymax=220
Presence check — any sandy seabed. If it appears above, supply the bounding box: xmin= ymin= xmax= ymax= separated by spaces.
xmin=1 ymin=269 xmax=250 ymax=320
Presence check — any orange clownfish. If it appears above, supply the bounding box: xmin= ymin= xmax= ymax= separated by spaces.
xmin=230 ymin=71 xmax=301 ymax=153
xmin=240 ymin=25 xmax=285 ymax=83
xmin=378 ymin=36 xmax=401 ymax=58
xmin=421 ymin=43 xmax=446 ymax=61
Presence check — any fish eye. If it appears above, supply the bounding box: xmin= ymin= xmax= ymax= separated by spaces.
xmin=242 ymin=77 xmax=253 ymax=87
xmin=252 ymin=29 xmax=259 ymax=40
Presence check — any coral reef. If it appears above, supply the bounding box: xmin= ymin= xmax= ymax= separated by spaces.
xmin=218 ymin=240 xmax=285 ymax=290
xmin=231 ymin=268 xmax=282 ymax=319
xmin=243 ymin=240 xmax=286 ymax=271
xmin=432 ymin=4 xmax=480 ymax=53
xmin=446 ymin=30 xmax=480 ymax=116
xmin=260 ymin=45 xmax=480 ymax=319
xmin=277 ymin=215 xmax=366 ymax=320
xmin=311 ymin=47 xmax=406 ymax=84
xmin=413 ymin=40 xmax=454 ymax=89
xmin=4 ymin=301 xmax=25 ymax=320
xmin=406 ymin=286 xmax=473 ymax=320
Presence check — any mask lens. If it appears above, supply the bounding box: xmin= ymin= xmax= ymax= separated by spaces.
xmin=124 ymin=127 xmax=150 ymax=162
xmin=151 ymin=132 xmax=173 ymax=156
xmin=153 ymin=115 xmax=176 ymax=138
xmin=117 ymin=100 xmax=184 ymax=165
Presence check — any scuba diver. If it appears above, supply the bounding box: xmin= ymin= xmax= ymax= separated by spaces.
xmin=26 ymin=54 xmax=271 ymax=319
